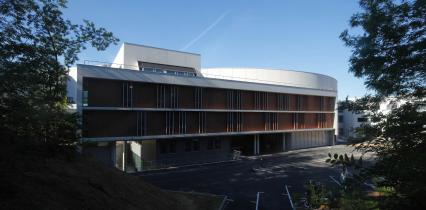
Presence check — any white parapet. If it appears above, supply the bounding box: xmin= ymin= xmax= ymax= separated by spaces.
xmin=111 ymin=42 xmax=201 ymax=74
xmin=201 ymin=68 xmax=337 ymax=92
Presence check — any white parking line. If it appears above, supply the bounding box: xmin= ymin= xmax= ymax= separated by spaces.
xmin=284 ymin=185 xmax=296 ymax=210
xmin=329 ymin=175 xmax=341 ymax=186
xmin=255 ymin=192 xmax=263 ymax=210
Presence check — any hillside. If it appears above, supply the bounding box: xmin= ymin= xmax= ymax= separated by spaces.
xmin=0 ymin=146 xmax=223 ymax=210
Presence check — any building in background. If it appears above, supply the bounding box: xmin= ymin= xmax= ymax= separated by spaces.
xmin=337 ymin=97 xmax=409 ymax=140
xmin=67 ymin=43 xmax=337 ymax=172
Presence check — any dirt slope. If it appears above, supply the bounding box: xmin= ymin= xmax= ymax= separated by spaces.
xmin=0 ymin=147 xmax=209 ymax=210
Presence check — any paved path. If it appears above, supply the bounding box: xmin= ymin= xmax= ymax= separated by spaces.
xmin=141 ymin=145 xmax=369 ymax=210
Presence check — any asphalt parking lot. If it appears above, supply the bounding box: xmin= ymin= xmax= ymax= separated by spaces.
xmin=141 ymin=144 xmax=367 ymax=210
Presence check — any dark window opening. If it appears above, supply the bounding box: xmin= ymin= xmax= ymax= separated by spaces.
xmin=207 ymin=139 xmax=214 ymax=150
xmin=357 ymin=117 xmax=368 ymax=122
xmin=214 ymin=139 xmax=221 ymax=149
xmin=67 ymin=96 xmax=75 ymax=104
xmin=82 ymin=91 xmax=88 ymax=106
xmin=185 ymin=141 xmax=192 ymax=152
xmin=169 ymin=141 xmax=176 ymax=153
xmin=159 ymin=141 xmax=168 ymax=154
xmin=192 ymin=140 xmax=200 ymax=151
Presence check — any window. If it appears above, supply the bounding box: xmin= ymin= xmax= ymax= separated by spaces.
xmin=357 ymin=117 xmax=368 ymax=122
xmin=214 ymin=139 xmax=221 ymax=149
xmin=67 ymin=96 xmax=74 ymax=104
xmin=339 ymin=128 xmax=344 ymax=135
xmin=185 ymin=141 xmax=192 ymax=152
xmin=82 ymin=91 xmax=88 ymax=106
xmin=207 ymin=139 xmax=214 ymax=150
xmin=159 ymin=141 xmax=168 ymax=154
xmin=338 ymin=115 xmax=343 ymax=122
xmin=192 ymin=140 xmax=200 ymax=151
xmin=169 ymin=141 xmax=176 ymax=153
xmin=159 ymin=141 xmax=176 ymax=154
xmin=143 ymin=67 xmax=154 ymax=72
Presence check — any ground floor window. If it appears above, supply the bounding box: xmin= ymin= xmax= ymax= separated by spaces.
xmin=215 ymin=139 xmax=221 ymax=149
xmin=207 ymin=139 xmax=221 ymax=150
xmin=185 ymin=139 xmax=200 ymax=152
xmin=185 ymin=141 xmax=192 ymax=152
xmin=207 ymin=139 xmax=214 ymax=150
xmin=159 ymin=141 xmax=177 ymax=154
xmin=193 ymin=140 xmax=200 ymax=151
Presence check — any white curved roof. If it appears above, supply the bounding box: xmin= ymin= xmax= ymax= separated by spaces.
xmin=201 ymin=68 xmax=337 ymax=92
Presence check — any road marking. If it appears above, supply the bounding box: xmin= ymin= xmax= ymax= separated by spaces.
xmin=255 ymin=192 xmax=264 ymax=210
xmin=329 ymin=175 xmax=341 ymax=186
xmin=284 ymin=185 xmax=296 ymax=210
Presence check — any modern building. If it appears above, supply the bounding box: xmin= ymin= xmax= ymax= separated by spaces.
xmin=337 ymin=104 xmax=368 ymax=139
xmin=337 ymin=97 xmax=409 ymax=140
xmin=67 ymin=43 xmax=337 ymax=172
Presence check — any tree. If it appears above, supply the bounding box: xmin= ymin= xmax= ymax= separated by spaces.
xmin=340 ymin=0 xmax=425 ymax=209
xmin=0 ymin=0 xmax=118 ymax=153
xmin=341 ymin=0 xmax=425 ymax=98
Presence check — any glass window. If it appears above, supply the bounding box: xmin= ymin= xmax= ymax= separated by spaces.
xmin=169 ymin=141 xmax=176 ymax=153
xmin=67 ymin=96 xmax=74 ymax=104
xmin=82 ymin=91 xmax=88 ymax=106
xmin=143 ymin=67 xmax=154 ymax=72
xmin=192 ymin=140 xmax=200 ymax=151
xmin=159 ymin=141 xmax=168 ymax=154
xmin=214 ymin=139 xmax=221 ymax=149
xmin=338 ymin=115 xmax=343 ymax=122
xmin=357 ymin=117 xmax=368 ymax=122
xmin=185 ymin=141 xmax=192 ymax=152
xmin=207 ymin=139 xmax=214 ymax=150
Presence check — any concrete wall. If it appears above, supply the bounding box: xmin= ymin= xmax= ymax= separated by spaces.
xmin=83 ymin=142 xmax=115 ymax=167
xmin=141 ymin=140 xmax=157 ymax=161
xmin=289 ymin=130 xmax=332 ymax=150
xmin=66 ymin=67 xmax=78 ymax=110
xmin=130 ymin=141 xmax=142 ymax=171
xmin=111 ymin=43 xmax=201 ymax=74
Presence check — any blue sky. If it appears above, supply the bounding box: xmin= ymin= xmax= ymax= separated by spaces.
xmin=64 ymin=0 xmax=368 ymax=100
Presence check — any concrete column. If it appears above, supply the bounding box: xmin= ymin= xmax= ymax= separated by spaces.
xmin=257 ymin=135 xmax=260 ymax=154
xmin=253 ymin=135 xmax=261 ymax=155
xmin=253 ymin=136 xmax=257 ymax=155
xmin=111 ymin=142 xmax=116 ymax=168
xmin=122 ymin=141 xmax=127 ymax=171
xmin=282 ymin=133 xmax=286 ymax=152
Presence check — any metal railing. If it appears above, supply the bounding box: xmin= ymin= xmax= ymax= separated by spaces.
xmin=138 ymin=150 xmax=241 ymax=171
xmin=83 ymin=60 xmax=140 ymax=70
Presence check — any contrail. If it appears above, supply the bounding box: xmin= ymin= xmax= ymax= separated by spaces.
xmin=180 ymin=11 xmax=230 ymax=51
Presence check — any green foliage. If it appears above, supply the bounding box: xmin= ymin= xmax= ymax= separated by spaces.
xmin=0 ymin=0 xmax=118 ymax=154
xmin=303 ymin=180 xmax=338 ymax=209
xmin=300 ymin=180 xmax=378 ymax=210
xmin=365 ymin=103 xmax=426 ymax=209
xmin=339 ymin=0 xmax=426 ymax=209
xmin=339 ymin=189 xmax=378 ymax=210
xmin=340 ymin=0 xmax=426 ymax=98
